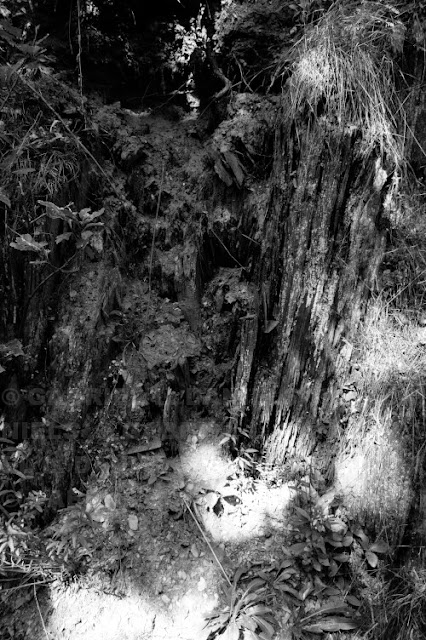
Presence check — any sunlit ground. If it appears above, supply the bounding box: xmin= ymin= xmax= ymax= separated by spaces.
xmin=29 ymin=297 xmax=426 ymax=639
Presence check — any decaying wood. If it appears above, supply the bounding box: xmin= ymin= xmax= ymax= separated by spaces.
xmin=233 ymin=117 xmax=388 ymax=469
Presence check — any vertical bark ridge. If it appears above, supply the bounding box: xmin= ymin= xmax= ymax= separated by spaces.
xmin=234 ymin=116 xmax=387 ymax=470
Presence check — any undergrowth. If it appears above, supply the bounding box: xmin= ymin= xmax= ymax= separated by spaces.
xmin=206 ymin=476 xmax=390 ymax=639
xmin=274 ymin=1 xmax=408 ymax=169
xmin=331 ymin=183 xmax=426 ymax=638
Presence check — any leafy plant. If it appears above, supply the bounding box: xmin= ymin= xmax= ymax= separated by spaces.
xmin=9 ymin=201 xmax=107 ymax=262
xmin=287 ymin=482 xmax=389 ymax=575
xmin=220 ymin=417 xmax=259 ymax=474
xmin=45 ymin=501 xmax=95 ymax=567
xmin=211 ymin=479 xmax=391 ymax=639
xmin=0 ymin=437 xmax=62 ymax=589
xmin=206 ymin=566 xmax=277 ymax=640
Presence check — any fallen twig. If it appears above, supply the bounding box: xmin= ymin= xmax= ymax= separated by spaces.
xmin=182 ymin=496 xmax=232 ymax=588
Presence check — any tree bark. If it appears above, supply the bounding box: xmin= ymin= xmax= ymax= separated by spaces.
xmin=234 ymin=116 xmax=387 ymax=472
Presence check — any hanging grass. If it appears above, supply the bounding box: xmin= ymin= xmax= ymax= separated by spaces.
xmin=276 ymin=1 xmax=407 ymax=169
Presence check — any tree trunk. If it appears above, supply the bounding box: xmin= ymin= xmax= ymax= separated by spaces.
xmin=234 ymin=116 xmax=387 ymax=472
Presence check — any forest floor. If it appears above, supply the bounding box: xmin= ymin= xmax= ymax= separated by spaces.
xmin=4 ymin=418 xmax=297 ymax=640
xmin=0 ymin=97 xmax=296 ymax=640
xmin=2 ymin=76 xmax=426 ymax=640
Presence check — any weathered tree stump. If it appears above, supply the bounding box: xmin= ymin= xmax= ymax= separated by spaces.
xmin=233 ymin=117 xmax=388 ymax=473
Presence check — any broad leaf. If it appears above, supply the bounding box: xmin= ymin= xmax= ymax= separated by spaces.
xmin=333 ymin=553 xmax=350 ymax=562
xmin=352 ymin=527 xmax=370 ymax=549
xmin=327 ymin=517 xmax=347 ymax=534
xmin=289 ymin=542 xmax=307 ymax=556
xmin=299 ymin=581 xmax=313 ymax=601
xmin=79 ymin=207 xmax=104 ymax=223
xmin=252 ymin=614 xmax=276 ymax=638
xmin=279 ymin=559 xmax=294 ymax=570
xmin=328 ymin=559 xmax=338 ymax=577
xmin=219 ymin=621 xmax=239 ymax=640
xmin=309 ymin=600 xmax=349 ymax=616
xmin=294 ymin=506 xmax=310 ymax=520
xmin=275 ymin=584 xmax=301 ymax=599
xmin=346 ymin=595 xmax=361 ymax=607
xmin=302 ymin=617 xmax=359 ymax=633
xmin=369 ymin=540 xmax=389 ymax=554
xmin=55 ymin=232 xmax=73 ymax=244
xmin=233 ymin=565 xmax=248 ymax=586
xmin=365 ymin=550 xmax=379 ymax=568
xmin=275 ymin=571 xmax=294 ymax=582
xmin=246 ymin=578 xmax=267 ymax=590
xmin=10 ymin=234 xmax=48 ymax=253
xmin=38 ymin=200 xmax=76 ymax=224
xmin=244 ymin=606 xmax=272 ymax=616
xmin=238 ymin=613 xmax=257 ymax=632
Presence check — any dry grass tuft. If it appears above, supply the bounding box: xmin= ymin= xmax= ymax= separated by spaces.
xmin=381 ymin=190 xmax=426 ymax=309
xmin=366 ymin=567 xmax=426 ymax=640
xmin=335 ymin=295 xmax=426 ymax=544
xmin=277 ymin=1 xmax=406 ymax=168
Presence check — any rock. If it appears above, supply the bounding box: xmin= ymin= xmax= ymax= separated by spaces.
xmin=197 ymin=577 xmax=207 ymax=591
xmin=128 ymin=514 xmax=139 ymax=531
xmin=104 ymin=494 xmax=116 ymax=510
xmin=161 ymin=594 xmax=171 ymax=604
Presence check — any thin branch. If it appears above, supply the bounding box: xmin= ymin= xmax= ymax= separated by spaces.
xmin=148 ymin=160 xmax=165 ymax=299
xmin=183 ymin=496 xmax=232 ymax=588
xmin=210 ymin=228 xmax=246 ymax=270
xmin=34 ymin=583 xmax=50 ymax=640
xmin=76 ymin=0 xmax=86 ymax=125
